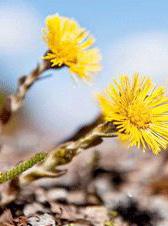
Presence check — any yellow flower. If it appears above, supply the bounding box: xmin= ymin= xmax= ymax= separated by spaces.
xmin=43 ymin=14 xmax=101 ymax=80
xmin=97 ymin=74 xmax=168 ymax=154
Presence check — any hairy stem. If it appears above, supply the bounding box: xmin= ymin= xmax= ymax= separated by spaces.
xmin=0 ymin=152 xmax=47 ymax=183
xmin=19 ymin=122 xmax=116 ymax=185
xmin=0 ymin=60 xmax=50 ymax=126
xmin=0 ymin=122 xmax=116 ymax=185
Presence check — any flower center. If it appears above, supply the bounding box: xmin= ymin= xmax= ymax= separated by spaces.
xmin=126 ymin=103 xmax=151 ymax=129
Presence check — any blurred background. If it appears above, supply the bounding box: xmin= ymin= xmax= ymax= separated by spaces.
xmin=1 ymin=0 xmax=168 ymax=152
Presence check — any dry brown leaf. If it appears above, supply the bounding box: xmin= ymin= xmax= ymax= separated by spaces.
xmin=0 ymin=209 xmax=14 ymax=226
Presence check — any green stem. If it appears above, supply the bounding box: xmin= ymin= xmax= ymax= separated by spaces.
xmin=0 ymin=152 xmax=47 ymax=183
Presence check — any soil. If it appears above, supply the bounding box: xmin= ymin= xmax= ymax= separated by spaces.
xmin=0 ymin=136 xmax=168 ymax=225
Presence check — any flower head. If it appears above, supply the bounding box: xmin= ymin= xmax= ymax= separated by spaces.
xmin=43 ymin=14 xmax=101 ymax=80
xmin=97 ymin=74 xmax=168 ymax=154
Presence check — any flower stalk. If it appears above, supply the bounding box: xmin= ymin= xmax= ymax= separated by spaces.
xmin=0 ymin=60 xmax=50 ymax=127
xmin=17 ymin=121 xmax=116 ymax=186
xmin=0 ymin=152 xmax=47 ymax=184
xmin=0 ymin=121 xmax=116 ymax=185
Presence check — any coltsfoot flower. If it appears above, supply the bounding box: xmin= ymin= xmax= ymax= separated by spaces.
xmin=43 ymin=14 xmax=101 ymax=80
xmin=97 ymin=74 xmax=168 ymax=154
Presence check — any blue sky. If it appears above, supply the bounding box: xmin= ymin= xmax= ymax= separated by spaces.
xmin=24 ymin=0 xmax=168 ymax=39
xmin=1 ymin=0 xmax=168 ymax=80
xmin=21 ymin=0 xmax=168 ymax=35
xmin=1 ymin=0 xmax=168 ymax=147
